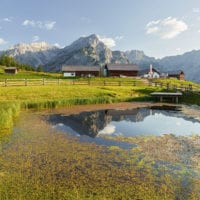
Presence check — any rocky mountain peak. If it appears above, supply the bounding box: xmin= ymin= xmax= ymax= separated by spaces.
xmin=8 ymin=42 xmax=58 ymax=55
xmin=64 ymin=34 xmax=106 ymax=53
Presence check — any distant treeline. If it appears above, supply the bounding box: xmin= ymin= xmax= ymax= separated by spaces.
xmin=0 ymin=55 xmax=35 ymax=71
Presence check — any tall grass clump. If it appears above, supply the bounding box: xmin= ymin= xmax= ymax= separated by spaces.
xmin=21 ymin=96 xmax=114 ymax=110
xmin=0 ymin=102 xmax=20 ymax=138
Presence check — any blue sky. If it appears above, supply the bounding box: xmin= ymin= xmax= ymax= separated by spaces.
xmin=0 ymin=0 xmax=200 ymax=58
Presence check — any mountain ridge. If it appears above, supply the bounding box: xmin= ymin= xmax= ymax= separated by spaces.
xmin=0 ymin=34 xmax=200 ymax=82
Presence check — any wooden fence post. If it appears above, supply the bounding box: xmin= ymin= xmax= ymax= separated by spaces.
xmin=42 ymin=78 xmax=45 ymax=85
xmin=25 ymin=78 xmax=28 ymax=86
xmin=173 ymin=84 xmax=177 ymax=91
xmin=5 ymin=78 xmax=7 ymax=87
xmin=180 ymin=84 xmax=183 ymax=91
xmin=148 ymin=81 xmax=152 ymax=86
xmin=118 ymin=81 xmax=121 ymax=86
xmin=166 ymin=83 xmax=169 ymax=90
xmin=189 ymin=84 xmax=192 ymax=91
xmin=58 ymin=79 xmax=60 ymax=85
xmin=185 ymin=86 xmax=188 ymax=92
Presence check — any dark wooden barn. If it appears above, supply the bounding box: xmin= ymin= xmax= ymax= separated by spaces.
xmin=105 ymin=64 xmax=139 ymax=77
xmin=4 ymin=67 xmax=18 ymax=74
xmin=61 ymin=65 xmax=100 ymax=77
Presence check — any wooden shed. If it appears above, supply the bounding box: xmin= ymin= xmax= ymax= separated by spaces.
xmin=168 ymin=70 xmax=184 ymax=80
xmin=61 ymin=65 xmax=100 ymax=77
xmin=4 ymin=67 xmax=18 ymax=74
xmin=105 ymin=64 xmax=139 ymax=77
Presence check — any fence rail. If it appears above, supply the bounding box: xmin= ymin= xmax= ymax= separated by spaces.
xmin=150 ymin=81 xmax=200 ymax=93
xmin=0 ymin=78 xmax=144 ymax=87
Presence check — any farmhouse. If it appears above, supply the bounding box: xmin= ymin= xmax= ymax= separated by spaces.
xmin=139 ymin=66 xmax=160 ymax=78
xmin=61 ymin=65 xmax=100 ymax=77
xmin=167 ymin=70 xmax=184 ymax=80
xmin=4 ymin=67 xmax=18 ymax=74
xmin=105 ymin=64 xmax=139 ymax=77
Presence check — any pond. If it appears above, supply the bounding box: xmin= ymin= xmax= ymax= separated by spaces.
xmin=1 ymin=103 xmax=200 ymax=199
xmin=47 ymin=105 xmax=200 ymax=138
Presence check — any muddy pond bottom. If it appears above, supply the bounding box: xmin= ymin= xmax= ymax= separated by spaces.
xmin=47 ymin=105 xmax=200 ymax=138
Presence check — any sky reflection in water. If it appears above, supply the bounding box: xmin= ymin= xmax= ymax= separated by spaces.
xmin=48 ymin=105 xmax=200 ymax=138
xmin=99 ymin=112 xmax=200 ymax=136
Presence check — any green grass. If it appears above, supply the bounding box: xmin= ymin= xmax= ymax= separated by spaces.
xmin=0 ymin=69 xmax=63 ymax=79
xmin=0 ymin=102 xmax=20 ymax=139
xmin=0 ymin=84 xmax=156 ymax=108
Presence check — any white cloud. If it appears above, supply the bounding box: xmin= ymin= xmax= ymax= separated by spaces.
xmin=45 ymin=21 xmax=56 ymax=30
xmin=22 ymin=20 xmax=56 ymax=30
xmin=3 ymin=17 xmax=12 ymax=22
xmin=98 ymin=124 xmax=116 ymax=135
xmin=0 ymin=38 xmax=7 ymax=45
xmin=32 ymin=35 xmax=40 ymax=42
xmin=53 ymin=43 xmax=62 ymax=48
xmin=146 ymin=17 xmax=188 ymax=39
xmin=97 ymin=35 xmax=116 ymax=48
xmin=193 ymin=8 xmax=200 ymax=13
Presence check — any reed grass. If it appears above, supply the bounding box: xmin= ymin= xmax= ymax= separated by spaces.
xmin=0 ymin=102 xmax=20 ymax=139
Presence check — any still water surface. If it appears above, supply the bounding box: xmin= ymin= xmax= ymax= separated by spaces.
xmin=47 ymin=105 xmax=200 ymax=138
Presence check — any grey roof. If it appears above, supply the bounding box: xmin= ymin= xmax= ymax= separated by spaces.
xmin=62 ymin=65 xmax=100 ymax=72
xmin=4 ymin=67 xmax=18 ymax=70
xmin=167 ymin=70 xmax=184 ymax=75
xmin=106 ymin=64 xmax=139 ymax=71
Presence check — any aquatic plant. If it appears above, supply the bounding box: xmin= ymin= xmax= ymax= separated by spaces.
xmin=1 ymin=114 xmax=196 ymax=200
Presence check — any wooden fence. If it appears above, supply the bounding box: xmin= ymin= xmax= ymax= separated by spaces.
xmin=150 ymin=81 xmax=200 ymax=93
xmin=1 ymin=78 xmax=200 ymax=94
xmin=0 ymin=78 xmax=143 ymax=87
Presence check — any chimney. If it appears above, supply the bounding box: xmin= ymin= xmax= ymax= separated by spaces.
xmin=149 ymin=64 xmax=153 ymax=74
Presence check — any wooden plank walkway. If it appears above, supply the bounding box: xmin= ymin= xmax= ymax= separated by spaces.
xmin=150 ymin=92 xmax=183 ymax=103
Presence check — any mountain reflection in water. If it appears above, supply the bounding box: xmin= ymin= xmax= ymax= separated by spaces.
xmin=46 ymin=106 xmax=200 ymax=138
